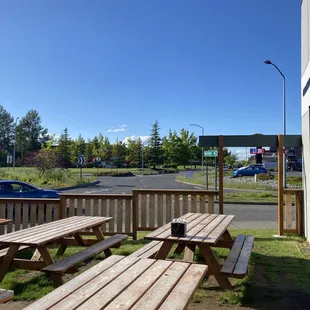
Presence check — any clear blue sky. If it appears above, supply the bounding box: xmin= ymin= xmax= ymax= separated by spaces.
xmin=0 ymin=0 xmax=301 ymax=144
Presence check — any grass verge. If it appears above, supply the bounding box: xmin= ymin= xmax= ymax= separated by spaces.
xmin=1 ymin=230 xmax=309 ymax=307
xmin=0 ymin=167 xmax=95 ymax=189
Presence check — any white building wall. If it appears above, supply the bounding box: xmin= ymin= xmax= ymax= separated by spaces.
xmin=301 ymin=0 xmax=310 ymax=240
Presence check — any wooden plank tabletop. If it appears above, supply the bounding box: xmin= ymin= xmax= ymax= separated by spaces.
xmin=24 ymin=255 xmax=208 ymax=310
xmin=144 ymin=213 xmax=234 ymax=245
xmin=0 ymin=216 xmax=112 ymax=246
xmin=0 ymin=218 xmax=12 ymax=225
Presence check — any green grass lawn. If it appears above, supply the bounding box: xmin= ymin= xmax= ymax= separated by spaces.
xmin=1 ymin=230 xmax=309 ymax=307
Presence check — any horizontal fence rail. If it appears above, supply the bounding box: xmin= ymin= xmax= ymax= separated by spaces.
xmin=283 ymin=189 xmax=304 ymax=235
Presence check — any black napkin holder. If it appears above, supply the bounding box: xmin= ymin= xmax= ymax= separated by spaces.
xmin=171 ymin=221 xmax=187 ymax=237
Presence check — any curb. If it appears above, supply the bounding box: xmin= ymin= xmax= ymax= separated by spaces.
xmin=54 ymin=180 xmax=101 ymax=191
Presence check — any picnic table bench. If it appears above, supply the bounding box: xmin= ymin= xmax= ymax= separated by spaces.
xmin=24 ymin=255 xmax=208 ymax=310
xmin=145 ymin=212 xmax=254 ymax=289
xmin=0 ymin=216 xmax=126 ymax=284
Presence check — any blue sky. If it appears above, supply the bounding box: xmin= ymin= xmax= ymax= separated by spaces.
xmin=0 ymin=0 xmax=301 ymax=150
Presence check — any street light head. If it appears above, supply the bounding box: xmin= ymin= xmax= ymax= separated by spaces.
xmin=264 ymin=60 xmax=272 ymax=65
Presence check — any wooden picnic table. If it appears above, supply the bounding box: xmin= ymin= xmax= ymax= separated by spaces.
xmin=24 ymin=255 xmax=208 ymax=310
xmin=0 ymin=216 xmax=112 ymax=282
xmin=144 ymin=212 xmax=235 ymax=289
xmin=0 ymin=218 xmax=12 ymax=225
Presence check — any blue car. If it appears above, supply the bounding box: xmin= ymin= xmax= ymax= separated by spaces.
xmin=0 ymin=180 xmax=60 ymax=198
xmin=232 ymin=165 xmax=267 ymax=177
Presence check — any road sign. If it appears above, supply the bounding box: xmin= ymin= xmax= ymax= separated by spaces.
xmin=250 ymin=148 xmax=265 ymax=154
xmin=78 ymin=154 xmax=85 ymax=166
xmin=7 ymin=155 xmax=12 ymax=164
xmin=184 ymin=170 xmax=193 ymax=178
xmin=204 ymin=150 xmax=218 ymax=157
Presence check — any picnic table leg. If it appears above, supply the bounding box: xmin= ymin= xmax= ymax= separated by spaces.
xmin=174 ymin=244 xmax=185 ymax=254
xmin=0 ymin=244 xmax=20 ymax=282
xmin=183 ymin=245 xmax=196 ymax=262
xmin=37 ymin=246 xmax=64 ymax=286
xmin=222 ymin=230 xmax=233 ymax=242
xmin=199 ymin=244 xmax=232 ymax=289
xmin=155 ymin=241 xmax=174 ymax=259
xmin=92 ymin=226 xmax=112 ymax=257
xmin=56 ymin=245 xmax=67 ymax=256
xmin=31 ymin=249 xmax=42 ymax=261
xmin=73 ymin=233 xmax=86 ymax=246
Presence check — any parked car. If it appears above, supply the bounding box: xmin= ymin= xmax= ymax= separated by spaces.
xmin=0 ymin=180 xmax=60 ymax=198
xmin=232 ymin=165 xmax=267 ymax=177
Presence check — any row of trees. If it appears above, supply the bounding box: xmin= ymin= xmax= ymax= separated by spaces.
xmin=0 ymin=105 xmax=239 ymax=169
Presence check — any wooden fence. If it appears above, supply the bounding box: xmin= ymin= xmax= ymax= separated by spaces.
xmin=0 ymin=189 xmax=218 ymax=239
xmin=282 ymin=189 xmax=304 ymax=235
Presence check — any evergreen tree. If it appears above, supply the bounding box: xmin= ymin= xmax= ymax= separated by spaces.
xmin=148 ymin=120 xmax=162 ymax=168
xmin=57 ymin=128 xmax=71 ymax=167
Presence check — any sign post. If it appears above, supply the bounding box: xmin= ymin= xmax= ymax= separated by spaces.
xmin=78 ymin=154 xmax=85 ymax=180
xmin=204 ymin=150 xmax=219 ymax=190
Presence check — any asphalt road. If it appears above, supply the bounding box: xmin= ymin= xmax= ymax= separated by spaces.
xmin=64 ymin=174 xmax=277 ymax=223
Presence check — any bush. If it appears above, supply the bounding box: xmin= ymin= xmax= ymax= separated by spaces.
xmin=257 ymin=172 xmax=274 ymax=180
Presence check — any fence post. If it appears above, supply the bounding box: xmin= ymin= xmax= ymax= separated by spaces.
xmin=59 ymin=195 xmax=66 ymax=219
xmin=278 ymin=135 xmax=284 ymax=236
xmin=132 ymin=190 xmax=138 ymax=240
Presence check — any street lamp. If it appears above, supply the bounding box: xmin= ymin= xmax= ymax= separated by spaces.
xmin=13 ymin=117 xmax=19 ymax=169
xmin=190 ymin=123 xmax=204 ymax=175
xmin=264 ymin=60 xmax=287 ymax=187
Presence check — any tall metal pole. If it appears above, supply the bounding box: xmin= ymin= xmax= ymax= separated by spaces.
xmin=264 ymin=60 xmax=287 ymax=188
xmin=13 ymin=117 xmax=19 ymax=169
xmin=190 ymin=124 xmax=204 ymax=175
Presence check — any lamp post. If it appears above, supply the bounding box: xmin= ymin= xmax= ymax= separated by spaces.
xmin=190 ymin=123 xmax=205 ymax=175
xmin=13 ymin=117 xmax=19 ymax=169
xmin=264 ymin=60 xmax=287 ymax=187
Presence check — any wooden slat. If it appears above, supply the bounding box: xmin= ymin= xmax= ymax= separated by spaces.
xmin=199 ymin=195 xmax=205 ymax=213
xmin=109 ymin=200 xmax=115 ymax=233
xmin=117 ymin=199 xmax=123 ymax=232
xmin=93 ymin=198 xmax=99 ymax=216
xmin=166 ymin=194 xmax=172 ymax=223
xmin=191 ymin=195 xmax=197 ymax=213
xmin=15 ymin=203 xmax=21 ymax=231
xmin=141 ymin=194 xmax=147 ymax=228
xmin=203 ymin=215 xmax=235 ymax=244
xmin=183 ymin=194 xmax=189 ymax=215
xmin=149 ymin=194 xmax=155 ymax=228
xmin=128 ymin=241 xmax=163 ymax=258
xmin=233 ymin=236 xmax=254 ymax=277
xmin=130 ymin=262 xmax=189 ymax=310
xmin=38 ymin=203 xmax=44 ymax=225
xmin=0 ymin=289 xmax=14 ymax=304
xmin=100 ymin=199 xmax=107 ymax=232
xmin=23 ymin=255 xmax=125 ymax=310
xmin=84 ymin=199 xmax=90 ymax=216
xmin=46 ymin=204 xmax=52 ymax=224
xmin=220 ymin=235 xmax=246 ymax=275
xmin=64 ymin=258 xmax=154 ymax=310
xmin=190 ymin=214 xmax=222 ymax=243
xmin=174 ymin=194 xmax=180 ymax=218
xmin=30 ymin=203 xmax=36 ymax=227
xmin=42 ymin=234 xmax=128 ymax=274
xmin=125 ymin=199 xmax=131 ymax=234
xmin=285 ymin=193 xmax=293 ymax=229
xmin=208 ymin=194 xmax=214 ymax=213
xmin=69 ymin=199 xmax=75 ymax=217
xmin=7 ymin=203 xmax=13 ymax=233
xmin=0 ymin=204 xmax=6 ymax=235
xmin=159 ymin=264 xmax=208 ymax=310
xmin=77 ymin=199 xmax=83 ymax=216
xmin=278 ymin=134 xmax=284 ymax=235
xmin=157 ymin=194 xmax=163 ymax=227
xmin=54 ymin=202 xmax=60 ymax=221
xmin=104 ymin=260 xmax=173 ymax=310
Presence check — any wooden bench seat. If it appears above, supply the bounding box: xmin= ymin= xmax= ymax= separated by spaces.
xmin=0 ymin=289 xmax=14 ymax=304
xmin=42 ymin=234 xmax=128 ymax=285
xmin=220 ymin=234 xmax=254 ymax=279
xmin=128 ymin=240 xmax=163 ymax=259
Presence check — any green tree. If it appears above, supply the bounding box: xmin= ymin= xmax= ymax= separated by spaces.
xmin=178 ymin=129 xmax=197 ymax=167
xmin=70 ymin=134 xmax=86 ymax=164
xmin=16 ymin=110 xmax=49 ymax=156
xmin=126 ymin=137 xmax=142 ymax=167
xmin=162 ymin=130 xmax=179 ymax=167
xmin=148 ymin=120 xmax=162 ymax=168
xmin=0 ymin=105 xmax=14 ymax=165
xmin=112 ymin=138 xmax=127 ymax=167
xmin=57 ymin=128 xmax=72 ymax=167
